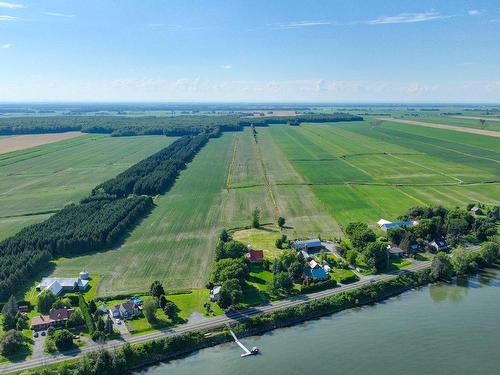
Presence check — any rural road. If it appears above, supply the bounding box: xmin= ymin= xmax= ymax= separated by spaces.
xmin=0 ymin=259 xmax=437 ymax=374
xmin=378 ymin=118 xmax=500 ymax=138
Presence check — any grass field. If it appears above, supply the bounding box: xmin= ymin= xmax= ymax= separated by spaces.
xmin=0 ymin=134 xmax=174 ymax=240
xmin=51 ymin=128 xmax=343 ymax=296
xmin=16 ymin=120 xmax=500 ymax=297
xmin=268 ymin=121 xmax=500 ymax=229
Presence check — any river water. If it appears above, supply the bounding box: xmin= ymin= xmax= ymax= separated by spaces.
xmin=142 ymin=268 xmax=500 ymax=375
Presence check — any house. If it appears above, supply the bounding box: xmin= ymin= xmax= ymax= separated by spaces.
xmin=292 ymin=238 xmax=323 ymax=252
xmin=37 ymin=273 xmax=90 ymax=297
xmin=409 ymin=240 xmax=422 ymax=253
xmin=387 ymin=245 xmax=404 ymax=257
xmin=97 ymin=304 xmax=109 ymax=315
xmin=31 ymin=308 xmax=74 ymax=330
xmin=470 ymin=206 xmax=482 ymax=216
xmin=309 ymin=260 xmax=319 ymax=269
xmin=303 ymin=267 xmax=328 ymax=281
xmin=378 ymin=220 xmax=417 ymax=232
xmin=246 ymin=249 xmax=264 ymax=263
xmin=429 ymin=238 xmax=449 ymax=252
xmin=111 ymin=300 xmax=140 ymax=320
xmin=209 ymin=286 xmax=221 ymax=302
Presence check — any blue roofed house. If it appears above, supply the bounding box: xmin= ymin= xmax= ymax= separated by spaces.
xmin=303 ymin=260 xmax=328 ymax=281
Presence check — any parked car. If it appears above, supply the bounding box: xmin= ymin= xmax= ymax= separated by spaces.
xmin=41 ymin=331 xmax=46 ymax=336
xmin=33 ymin=331 xmax=39 ymax=338
xmin=115 ymin=318 xmax=121 ymax=325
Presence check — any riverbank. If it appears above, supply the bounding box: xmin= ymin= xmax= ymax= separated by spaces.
xmin=6 ymin=243 xmax=498 ymax=374
xmin=144 ymin=267 xmax=500 ymax=375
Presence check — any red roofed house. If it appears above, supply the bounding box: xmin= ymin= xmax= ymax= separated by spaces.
xmin=246 ymin=249 xmax=264 ymax=263
xmin=31 ymin=308 xmax=74 ymax=330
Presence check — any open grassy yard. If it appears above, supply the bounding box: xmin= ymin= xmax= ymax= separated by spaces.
xmin=0 ymin=134 xmax=174 ymax=240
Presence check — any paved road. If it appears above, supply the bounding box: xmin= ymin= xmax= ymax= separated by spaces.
xmin=0 ymin=260 xmax=434 ymax=374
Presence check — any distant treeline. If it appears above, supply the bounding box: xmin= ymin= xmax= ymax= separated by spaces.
xmin=0 ymin=113 xmax=363 ymax=137
xmin=0 ymin=133 xmax=212 ymax=300
xmin=93 ymin=133 xmax=209 ymax=197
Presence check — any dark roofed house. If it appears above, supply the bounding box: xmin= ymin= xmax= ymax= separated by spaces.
xmin=246 ymin=249 xmax=264 ymax=263
xmin=429 ymin=238 xmax=449 ymax=252
xmin=111 ymin=300 xmax=139 ymax=320
xmin=30 ymin=308 xmax=74 ymax=330
xmin=292 ymin=239 xmax=323 ymax=252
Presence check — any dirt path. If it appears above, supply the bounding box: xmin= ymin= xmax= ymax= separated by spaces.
xmin=0 ymin=131 xmax=84 ymax=154
xmin=378 ymin=118 xmax=500 ymax=138
xmin=452 ymin=115 xmax=500 ymax=122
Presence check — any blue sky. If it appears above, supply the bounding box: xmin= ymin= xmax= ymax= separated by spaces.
xmin=0 ymin=0 xmax=499 ymax=102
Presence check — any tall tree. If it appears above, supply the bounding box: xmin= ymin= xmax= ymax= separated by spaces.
xmin=149 ymin=281 xmax=165 ymax=300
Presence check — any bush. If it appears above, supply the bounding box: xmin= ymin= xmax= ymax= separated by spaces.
xmin=0 ymin=329 xmax=24 ymax=356
xmin=52 ymin=329 xmax=74 ymax=351
xmin=38 ymin=290 xmax=56 ymax=314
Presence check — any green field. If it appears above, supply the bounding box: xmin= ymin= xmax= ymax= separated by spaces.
xmin=267 ymin=121 xmax=500 ymax=229
xmin=0 ymin=134 xmax=173 ymax=240
xmin=6 ymin=118 xmax=499 ymax=297
xmin=51 ymin=128 xmax=343 ymax=296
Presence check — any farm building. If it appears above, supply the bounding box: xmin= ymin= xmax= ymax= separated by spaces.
xmin=246 ymin=249 xmax=264 ymax=263
xmin=111 ymin=300 xmax=140 ymax=320
xmin=31 ymin=308 xmax=74 ymax=330
xmin=292 ymin=238 xmax=323 ymax=252
xmin=378 ymin=219 xmax=417 ymax=232
xmin=429 ymin=238 xmax=449 ymax=252
xmin=37 ymin=275 xmax=89 ymax=296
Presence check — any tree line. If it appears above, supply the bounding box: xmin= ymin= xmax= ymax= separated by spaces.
xmin=0 ymin=113 xmax=363 ymax=137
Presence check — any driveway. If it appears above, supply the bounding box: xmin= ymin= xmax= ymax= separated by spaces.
xmin=31 ymin=332 xmax=45 ymax=358
xmin=114 ymin=319 xmax=131 ymax=339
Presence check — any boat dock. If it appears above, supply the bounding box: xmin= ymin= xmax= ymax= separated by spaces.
xmin=228 ymin=327 xmax=259 ymax=357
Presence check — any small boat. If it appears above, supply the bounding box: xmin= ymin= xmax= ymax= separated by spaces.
xmin=250 ymin=347 xmax=259 ymax=354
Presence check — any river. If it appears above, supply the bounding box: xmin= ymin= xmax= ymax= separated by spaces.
xmin=141 ymin=268 xmax=500 ymax=375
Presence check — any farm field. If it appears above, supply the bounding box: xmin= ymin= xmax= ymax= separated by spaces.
xmin=267 ymin=121 xmax=500 ymax=228
xmin=51 ymin=127 xmax=343 ymax=296
xmin=0 ymin=134 xmax=174 ymax=240
xmin=18 ymin=119 xmax=500 ymax=297
xmin=0 ymin=131 xmax=84 ymax=154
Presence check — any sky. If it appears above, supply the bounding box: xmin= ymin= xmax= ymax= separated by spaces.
xmin=0 ymin=0 xmax=500 ymax=103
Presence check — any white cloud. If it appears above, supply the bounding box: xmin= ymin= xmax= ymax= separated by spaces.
xmin=367 ymin=12 xmax=452 ymax=25
xmin=0 ymin=14 xmax=17 ymax=21
xmin=45 ymin=12 xmax=75 ymax=18
xmin=468 ymin=10 xmax=480 ymax=16
xmin=1 ymin=43 xmax=13 ymax=48
xmin=275 ymin=20 xmax=332 ymax=29
xmin=222 ymin=64 xmax=232 ymax=70
xmin=0 ymin=1 xmax=26 ymax=9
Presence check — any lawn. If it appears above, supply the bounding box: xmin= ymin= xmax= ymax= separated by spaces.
xmin=387 ymin=256 xmax=413 ymax=271
xmin=232 ymin=227 xmax=284 ymax=259
xmin=0 ymin=134 xmax=174 ymax=239
xmin=331 ymin=268 xmax=358 ymax=284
